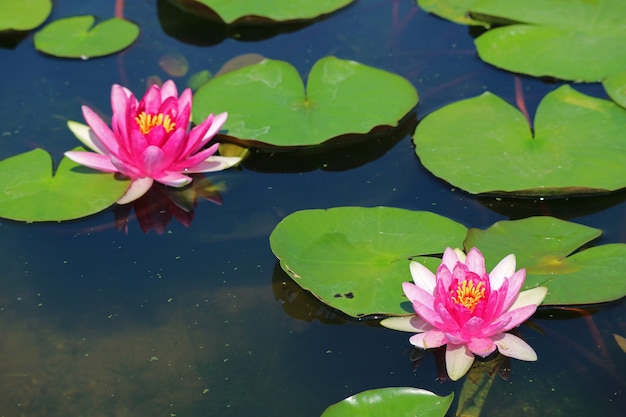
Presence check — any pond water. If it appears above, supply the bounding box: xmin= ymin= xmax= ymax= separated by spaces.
xmin=0 ymin=0 xmax=624 ymax=416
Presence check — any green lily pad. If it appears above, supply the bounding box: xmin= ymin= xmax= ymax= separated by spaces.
xmin=472 ymin=0 xmax=626 ymax=82
xmin=464 ymin=217 xmax=626 ymax=305
xmin=192 ymin=57 xmax=418 ymax=148
xmin=0 ymin=0 xmax=52 ymax=32
xmin=269 ymin=207 xmax=467 ymax=318
xmin=603 ymin=71 xmax=626 ymax=108
xmin=34 ymin=16 xmax=140 ymax=58
xmin=413 ymin=85 xmax=626 ymax=195
xmin=417 ymin=0 xmax=488 ymax=26
xmin=169 ymin=0 xmax=354 ymax=24
xmin=321 ymin=387 xmax=453 ymax=417
xmin=0 ymin=148 xmax=129 ymax=222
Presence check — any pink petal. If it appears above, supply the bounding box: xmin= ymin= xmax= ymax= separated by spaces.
xmin=160 ymin=128 xmax=188 ymax=165
xmin=489 ymin=254 xmax=516 ymax=290
xmin=170 ymin=144 xmax=219 ymax=171
xmin=144 ymin=125 xmax=169 ymax=146
xmin=152 ymin=171 xmax=192 ymax=187
xmin=485 ymin=304 xmax=538 ymax=334
xmin=160 ymin=80 xmax=178 ymax=100
xmin=445 ymin=344 xmax=474 ymax=381
xmin=409 ymin=261 xmax=436 ymax=294
xmin=493 ymin=332 xmax=538 ymax=361
xmin=64 ymin=151 xmax=118 ymax=173
xmin=186 ymin=112 xmax=227 ymax=155
xmin=409 ymin=330 xmax=447 ymax=349
xmin=110 ymin=84 xmax=132 ymax=140
xmin=117 ymin=177 xmax=154 ymax=204
xmin=498 ymin=269 xmax=526 ymax=312
xmin=441 ymin=247 xmax=461 ymax=271
xmin=140 ymin=145 xmax=168 ymax=176
xmin=465 ymin=247 xmax=486 ymax=275
xmin=82 ymin=106 xmax=119 ymax=154
xmin=142 ymin=83 xmax=164 ymax=113
xmin=466 ymin=337 xmax=496 ymax=357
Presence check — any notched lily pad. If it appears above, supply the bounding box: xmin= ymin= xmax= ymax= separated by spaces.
xmin=193 ymin=56 xmax=418 ymax=148
xmin=166 ymin=0 xmax=354 ymax=24
xmin=0 ymin=148 xmax=128 ymax=222
xmin=321 ymin=387 xmax=453 ymax=417
xmin=472 ymin=0 xmax=626 ymax=82
xmin=465 ymin=216 xmax=626 ymax=305
xmin=269 ymin=207 xmax=467 ymax=318
xmin=34 ymin=16 xmax=140 ymax=58
xmin=413 ymin=85 xmax=626 ymax=195
xmin=0 ymin=0 xmax=52 ymax=32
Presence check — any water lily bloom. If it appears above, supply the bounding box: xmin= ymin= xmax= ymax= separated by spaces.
xmin=65 ymin=80 xmax=240 ymax=204
xmin=382 ymin=247 xmax=547 ymax=381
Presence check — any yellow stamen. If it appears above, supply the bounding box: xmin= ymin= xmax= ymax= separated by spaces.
xmin=452 ymin=280 xmax=485 ymax=312
xmin=135 ymin=112 xmax=176 ymax=135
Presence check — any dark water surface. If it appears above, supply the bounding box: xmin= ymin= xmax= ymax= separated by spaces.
xmin=0 ymin=1 xmax=624 ymax=416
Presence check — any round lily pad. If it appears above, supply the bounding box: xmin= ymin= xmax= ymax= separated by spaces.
xmin=321 ymin=387 xmax=453 ymax=417
xmin=193 ymin=57 xmax=418 ymax=148
xmin=603 ymin=71 xmax=626 ymax=108
xmin=269 ymin=207 xmax=467 ymax=318
xmin=0 ymin=0 xmax=52 ymax=32
xmin=413 ymin=85 xmax=626 ymax=195
xmin=168 ymin=0 xmax=354 ymax=24
xmin=464 ymin=216 xmax=626 ymax=305
xmin=472 ymin=0 xmax=626 ymax=82
xmin=34 ymin=16 xmax=140 ymax=58
xmin=0 ymin=148 xmax=129 ymax=222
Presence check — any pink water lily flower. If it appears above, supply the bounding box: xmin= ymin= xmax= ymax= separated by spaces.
xmin=65 ymin=80 xmax=240 ymax=204
xmin=382 ymin=247 xmax=547 ymax=381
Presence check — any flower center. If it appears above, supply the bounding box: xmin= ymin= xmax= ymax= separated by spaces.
xmin=451 ymin=279 xmax=485 ymax=312
xmin=135 ymin=112 xmax=176 ymax=135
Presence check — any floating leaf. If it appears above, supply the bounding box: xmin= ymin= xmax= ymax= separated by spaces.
xmin=159 ymin=52 xmax=189 ymax=77
xmin=472 ymin=0 xmax=626 ymax=82
xmin=187 ymin=70 xmax=213 ymax=91
xmin=34 ymin=16 xmax=140 ymax=58
xmin=269 ymin=207 xmax=467 ymax=318
xmin=603 ymin=71 xmax=626 ymax=108
xmin=413 ymin=85 xmax=626 ymax=195
xmin=417 ymin=0 xmax=488 ymax=26
xmin=321 ymin=387 xmax=453 ymax=417
xmin=0 ymin=0 xmax=52 ymax=32
xmin=0 ymin=148 xmax=128 ymax=222
xmin=193 ymin=57 xmax=418 ymax=148
xmin=170 ymin=0 xmax=354 ymax=24
xmin=464 ymin=217 xmax=626 ymax=305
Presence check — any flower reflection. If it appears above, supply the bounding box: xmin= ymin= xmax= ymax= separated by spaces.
xmin=114 ymin=174 xmax=223 ymax=234
xmin=382 ymin=247 xmax=547 ymax=380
